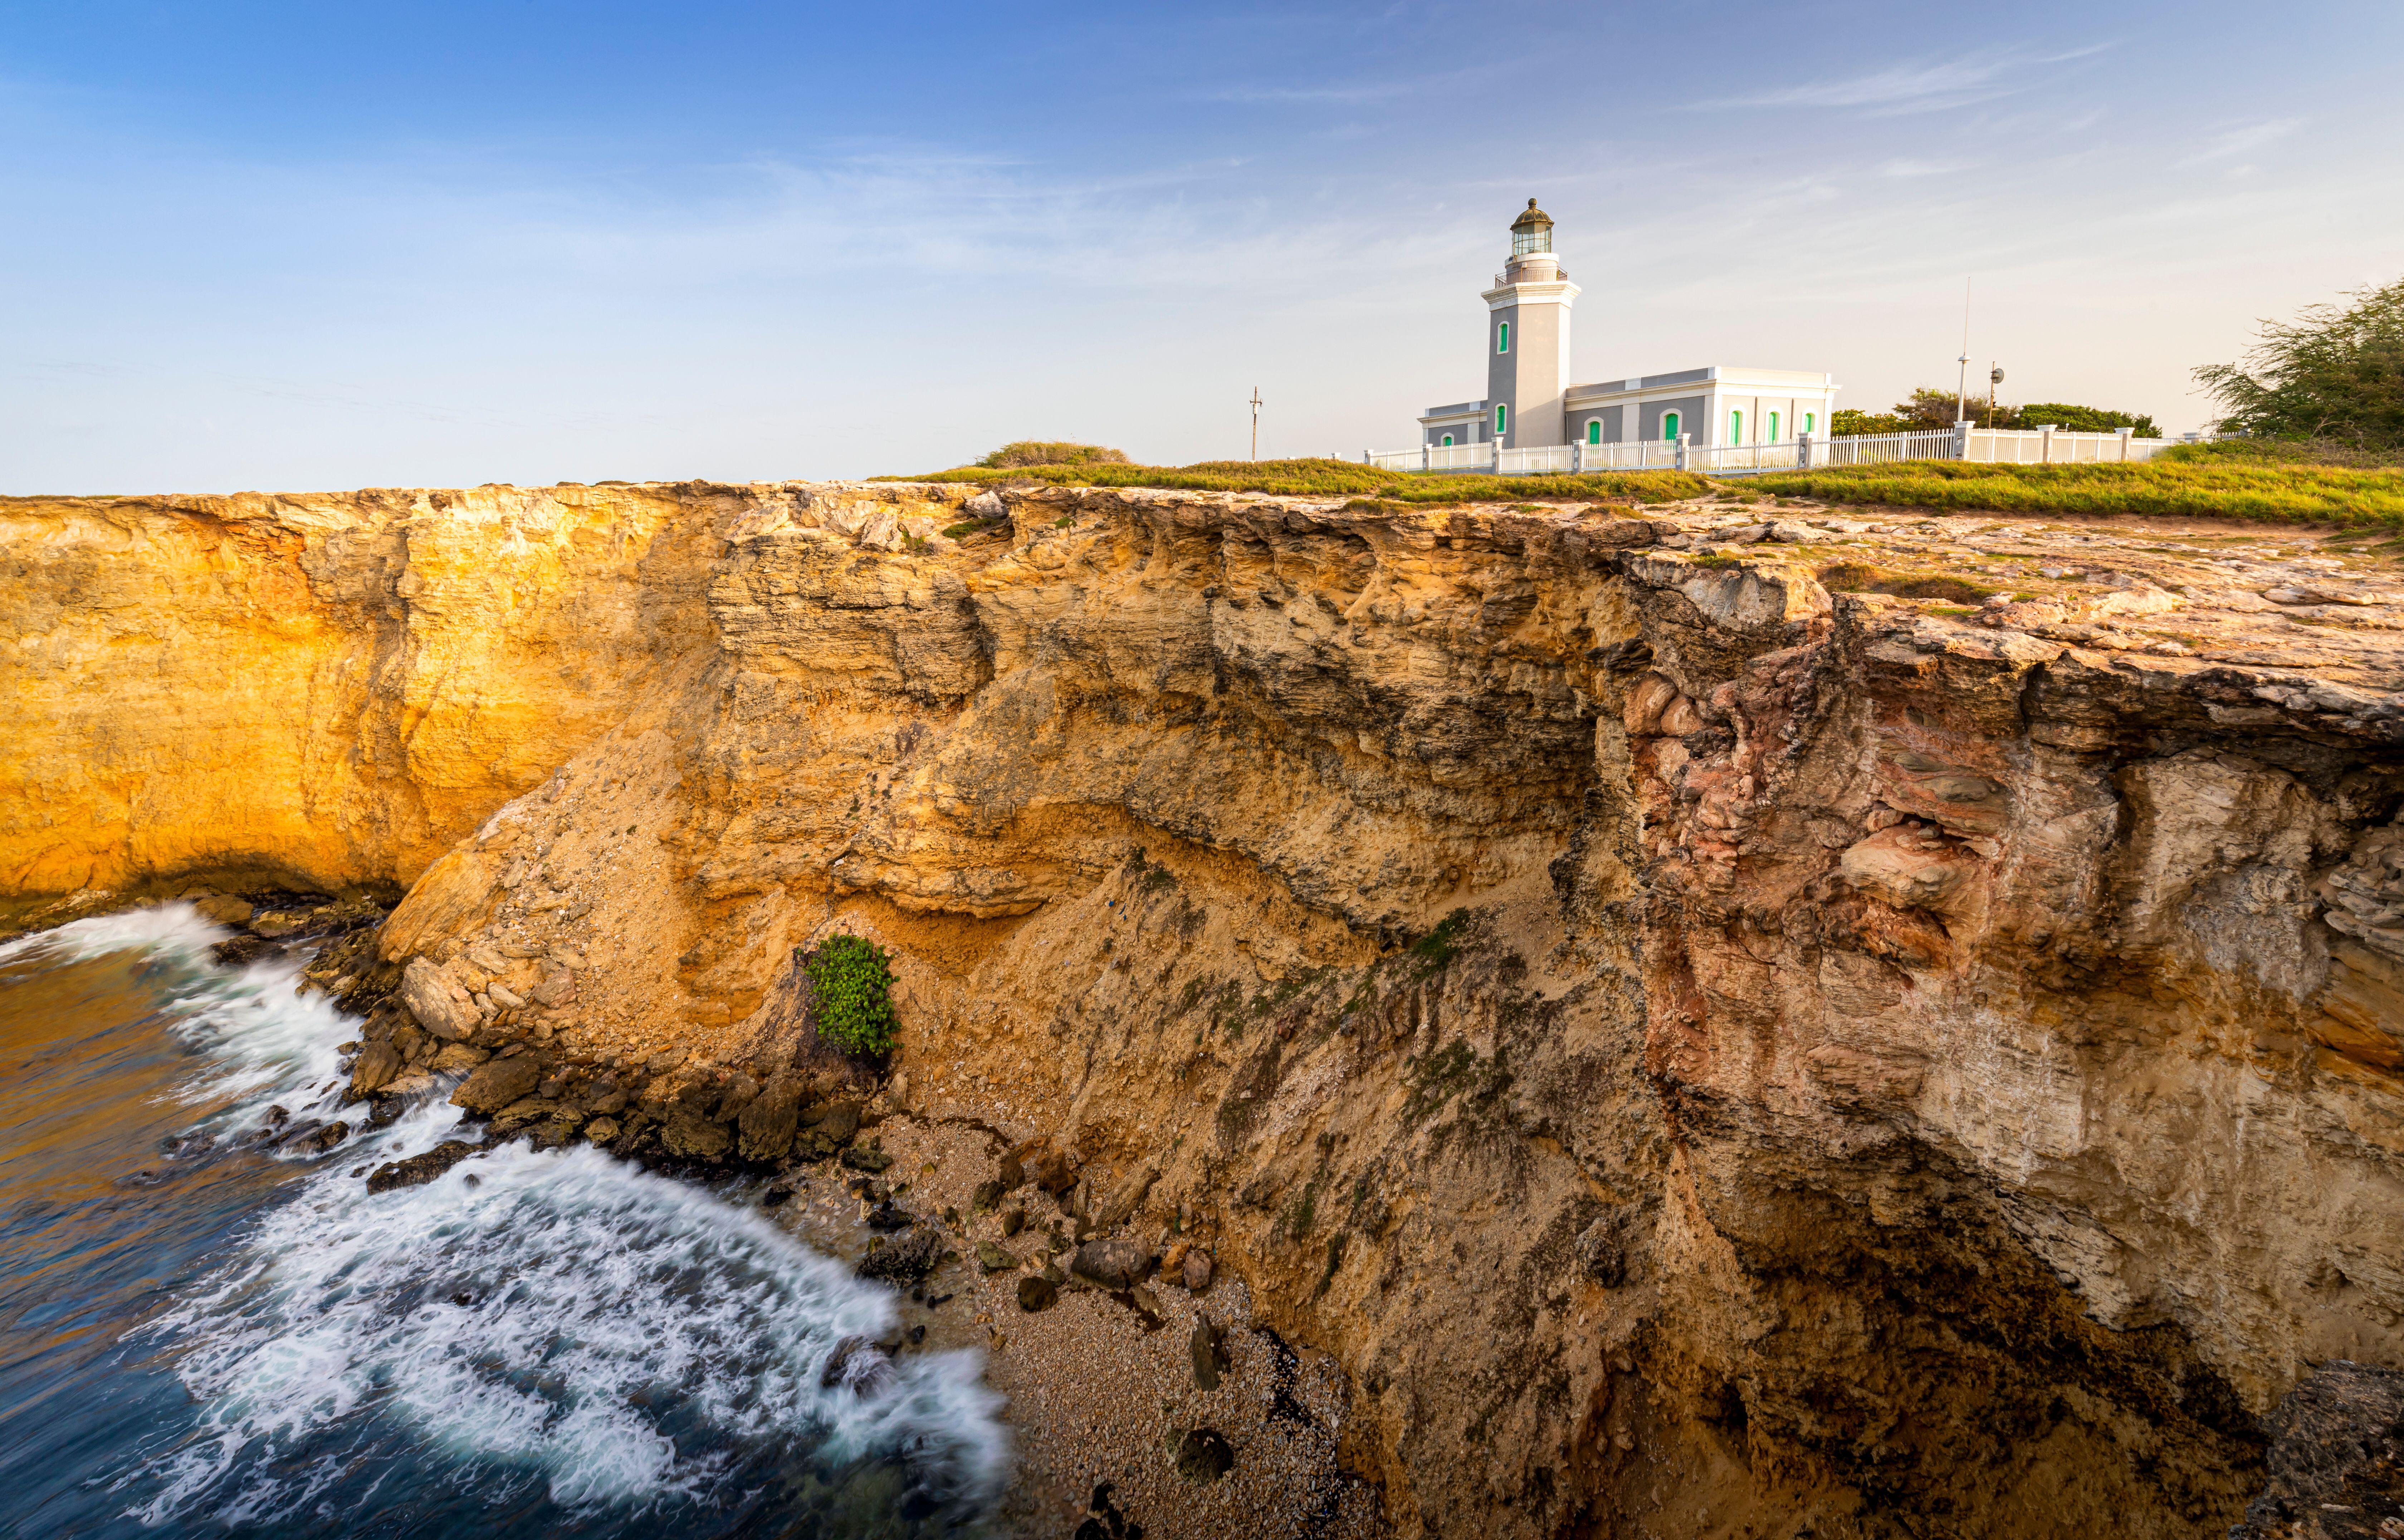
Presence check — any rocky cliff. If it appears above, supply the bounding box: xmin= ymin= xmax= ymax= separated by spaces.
xmin=6 ymin=479 xmax=2401 ymax=1537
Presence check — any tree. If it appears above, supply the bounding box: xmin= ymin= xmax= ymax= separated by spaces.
xmin=2017 ymin=402 xmax=2163 ymax=437
xmin=2195 ymin=279 xmax=2404 ymax=449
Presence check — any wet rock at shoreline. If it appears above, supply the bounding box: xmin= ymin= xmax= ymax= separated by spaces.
xmin=855 ymin=1224 xmax=944 ymax=1283
xmin=451 ymin=1055 xmax=543 ymax=1114
xmin=365 ymin=1139 xmax=481 ymax=1194
xmin=348 ymin=1039 xmax=403 ymax=1097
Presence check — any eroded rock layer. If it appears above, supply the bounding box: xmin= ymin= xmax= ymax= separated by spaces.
xmin=7 ymin=479 xmax=2402 ymax=1537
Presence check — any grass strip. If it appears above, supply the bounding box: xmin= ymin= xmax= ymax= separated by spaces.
xmin=873 ymin=457 xmax=1710 ymax=505
xmin=1737 ymin=451 xmax=2404 ymax=528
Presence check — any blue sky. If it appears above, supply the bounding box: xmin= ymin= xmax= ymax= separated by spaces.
xmin=4 ymin=0 xmax=2398 ymax=491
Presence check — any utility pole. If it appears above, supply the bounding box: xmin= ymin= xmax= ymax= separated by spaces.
xmin=1988 ymin=364 xmax=2004 ymax=430
xmin=1250 ymin=387 xmax=1262 ymax=462
xmin=1955 ymin=276 xmax=1971 ymax=425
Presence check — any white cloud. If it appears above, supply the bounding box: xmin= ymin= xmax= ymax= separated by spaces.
xmin=2176 ymin=118 xmax=2302 ymax=167
xmin=1698 ymin=44 xmax=2110 ymax=115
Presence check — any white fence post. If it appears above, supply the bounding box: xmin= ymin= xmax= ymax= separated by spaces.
xmin=2039 ymin=425 xmax=2056 ymax=464
xmin=1421 ymin=443 xmax=1430 ymax=472
xmin=2117 ymin=427 xmax=2133 ymax=462
xmin=1798 ymin=431 xmax=1814 ymax=469
xmin=1950 ymin=422 xmax=1970 ymax=460
xmin=1675 ymin=433 xmax=1689 ymax=471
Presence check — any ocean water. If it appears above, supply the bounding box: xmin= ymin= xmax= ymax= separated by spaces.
xmin=0 ymin=905 xmax=1007 ymax=1538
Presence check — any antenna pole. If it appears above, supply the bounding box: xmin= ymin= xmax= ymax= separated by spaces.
xmin=1956 ymin=276 xmax=1971 ymax=425
xmin=1250 ymin=387 xmax=1262 ymax=462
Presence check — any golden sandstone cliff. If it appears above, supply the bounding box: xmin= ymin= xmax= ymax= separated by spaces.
xmin=5 ymin=479 xmax=2403 ymax=1537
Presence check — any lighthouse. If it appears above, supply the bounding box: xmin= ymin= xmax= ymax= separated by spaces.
xmin=1482 ymin=200 xmax=1580 ymax=449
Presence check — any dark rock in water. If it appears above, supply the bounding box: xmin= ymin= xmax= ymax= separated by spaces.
xmin=451 ymin=1056 xmax=543 ymax=1115
xmin=759 ymin=1185 xmax=794 ymax=1208
xmin=660 ymin=1106 xmax=733 ymax=1160
xmin=210 ymin=935 xmax=271 ymax=967
xmin=249 ymin=912 xmax=306 ymax=940
xmin=856 ymin=1225 xmax=943 ymax=1282
xmin=841 ymin=1144 xmax=893 ymax=1173
xmin=1071 ymin=1238 xmax=1158 ymax=1290
xmin=367 ymin=1095 xmax=403 ymax=1127
xmin=365 ymin=1140 xmax=480 ymax=1194
xmin=281 ymin=1120 xmax=350 ymax=1155
xmin=116 ymin=1168 xmax=171 ymax=1188
xmin=1017 ymin=1275 xmax=1058 ymax=1312
xmin=491 ymin=1097 xmax=558 ymax=1133
xmin=158 ymin=1132 xmax=212 ymax=1161
xmin=819 ymin=1335 xmax=894 ymax=1394
xmin=1189 ymin=1316 xmax=1229 ymax=1391
xmin=1172 ymin=1427 xmax=1234 ymax=1484
xmin=2229 ymin=1359 xmax=2404 ymax=1539
xmin=737 ymin=1074 xmax=802 ymax=1161
xmin=348 ymin=1039 xmax=403 ymax=1097
xmin=866 ymin=1198 xmax=914 ymax=1232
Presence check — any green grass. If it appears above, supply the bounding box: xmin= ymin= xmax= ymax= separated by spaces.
xmin=874 ymin=456 xmax=1710 ymax=505
xmin=1737 ymin=450 xmax=2404 ymax=527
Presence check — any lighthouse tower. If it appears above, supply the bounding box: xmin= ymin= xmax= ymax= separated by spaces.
xmin=1482 ymin=200 xmax=1580 ymax=448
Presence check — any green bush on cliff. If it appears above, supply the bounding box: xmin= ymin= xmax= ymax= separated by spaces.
xmin=802 ymin=935 xmax=899 ymax=1056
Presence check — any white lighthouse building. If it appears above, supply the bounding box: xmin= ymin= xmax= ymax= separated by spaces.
xmin=1412 ymin=201 xmax=1840 ymax=454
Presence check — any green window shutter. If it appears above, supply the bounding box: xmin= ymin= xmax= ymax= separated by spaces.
xmin=1730 ymin=410 xmax=1742 ymax=443
xmin=1441 ymin=434 xmax=1453 ymax=447
xmin=1769 ymin=411 xmax=1779 ymax=441
xmin=1662 ymin=412 xmax=1679 ymax=440
xmin=1495 ymin=404 xmax=1507 ymax=437
xmin=1804 ymin=412 xmax=1814 ymax=433
xmin=1497 ymin=322 xmax=1509 ymax=354
xmin=1586 ymin=420 xmax=1600 ymax=445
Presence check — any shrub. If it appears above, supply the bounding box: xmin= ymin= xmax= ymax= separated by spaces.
xmin=975 ymin=441 xmax=1133 ymax=469
xmin=1818 ymin=561 xmax=1996 ymax=604
xmin=801 ymin=935 xmax=899 ymax=1056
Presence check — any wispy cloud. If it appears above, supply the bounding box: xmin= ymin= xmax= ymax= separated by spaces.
xmin=1697 ymin=45 xmax=2110 ymax=114
xmin=2176 ymin=117 xmax=2302 ymax=167
xmin=1203 ymin=80 xmax=1421 ymax=104
xmin=1877 ymin=158 xmax=1974 ymax=178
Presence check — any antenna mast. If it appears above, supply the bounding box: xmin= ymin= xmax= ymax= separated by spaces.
xmin=1956 ymin=277 xmax=1972 ymax=425
xmin=1250 ymin=387 xmax=1263 ymax=462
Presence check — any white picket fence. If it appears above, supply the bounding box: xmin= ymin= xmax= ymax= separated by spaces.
xmin=1363 ymin=423 xmax=2186 ymax=477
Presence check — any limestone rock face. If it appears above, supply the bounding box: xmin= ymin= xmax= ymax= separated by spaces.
xmin=11 ymin=479 xmax=2404 ymax=1538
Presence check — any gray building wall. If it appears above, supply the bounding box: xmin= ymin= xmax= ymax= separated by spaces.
xmin=1571 ymin=404 xmax=1626 ymax=443
xmin=1485 ymin=295 xmax=1570 ymax=447
xmin=1639 ymin=396 xmax=1706 ymax=443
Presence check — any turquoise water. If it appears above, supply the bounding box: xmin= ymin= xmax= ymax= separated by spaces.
xmin=0 ymin=906 xmax=1005 ymax=1538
